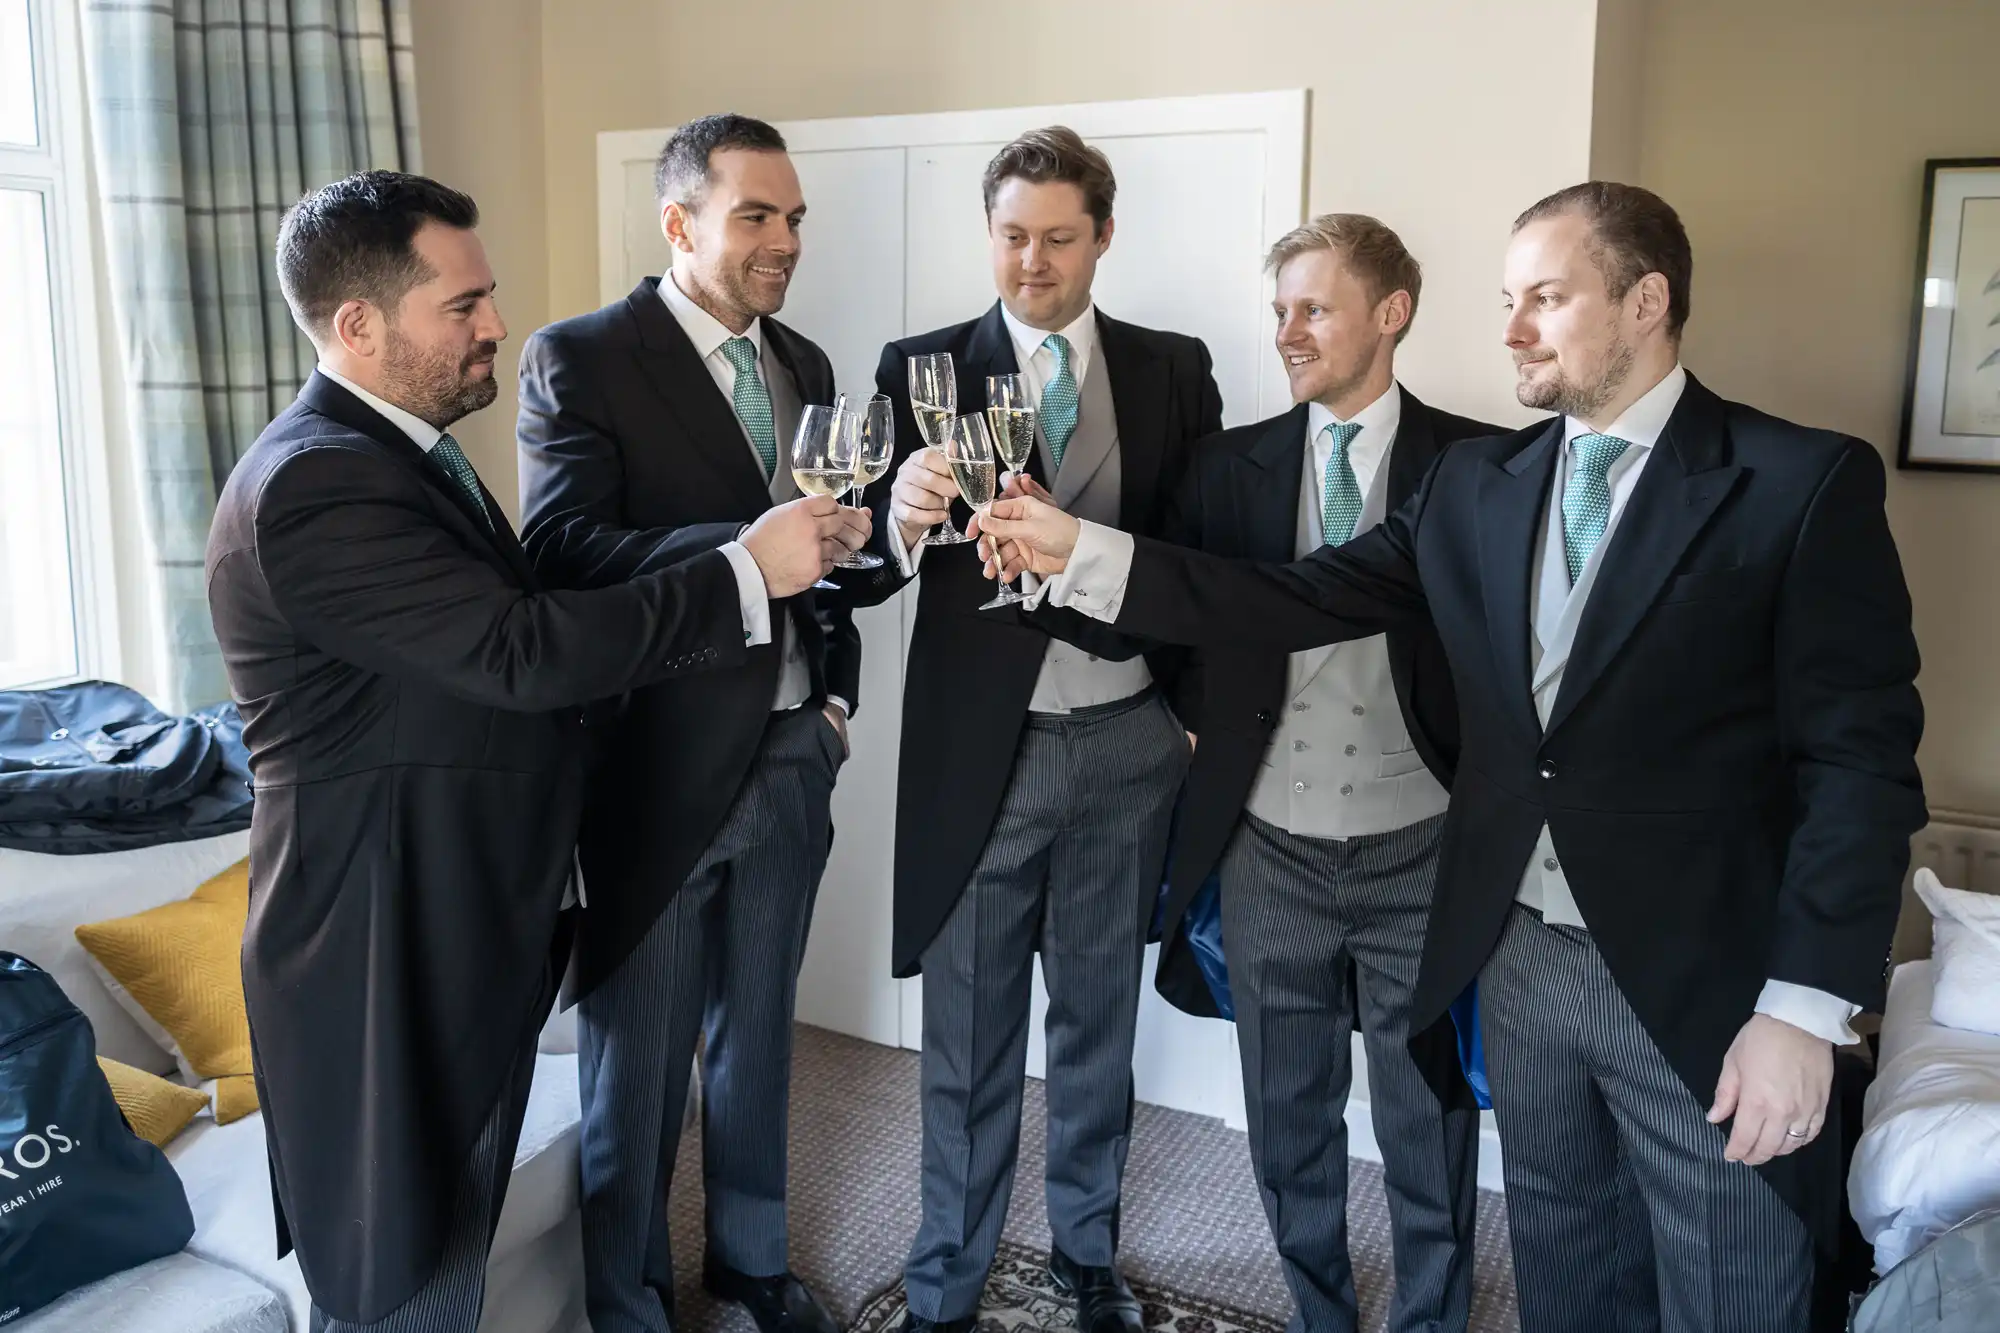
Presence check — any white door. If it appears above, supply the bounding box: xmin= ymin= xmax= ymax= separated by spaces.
xmin=598 ymin=91 xmax=1305 ymax=1128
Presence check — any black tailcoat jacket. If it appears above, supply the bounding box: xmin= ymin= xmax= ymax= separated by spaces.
xmin=861 ymin=301 xmax=1223 ymax=975
xmin=1151 ymin=388 xmax=1502 ymax=1020
xmin=205 ymin=373 xmax=744 ymax=1322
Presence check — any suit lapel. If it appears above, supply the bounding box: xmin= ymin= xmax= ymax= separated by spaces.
xmin=298 ymin=373 xmax=540 ymax=587
xmin=1238 ymin=404 xmax=1310 ymax=562
xmin=1477 ymin=420 xmax=1562 ymax=743
xmin=1387 ymin=387 xmax=1443 ymax=510
xmin=1544 ymin=376 xmax=1742 ymax=736
xmin=1094 ymin=311 xmax=1164 ymax=528
xmin=624 ymin=278 xmax=773 ymax=515
xmin=765 ymin=317 xmax=832 ymax=407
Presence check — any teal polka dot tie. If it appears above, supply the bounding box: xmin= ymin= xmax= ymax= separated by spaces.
xmin=720 ymin=336 xmax=777 ymax=478
xmin=431 ymin=432 xmax=493 ymax=531
xmin=1562 ymin=432 xmax=1631 ymax=584
xmin=1319 ymin=422 xmax=1364 ymax=545
xmin=1039 ymin=333 xmax=1080 ymax=471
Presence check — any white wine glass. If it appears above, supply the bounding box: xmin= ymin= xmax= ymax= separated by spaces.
xmin=943 ymin=413 xmax=1014 ymax=611
xmin=908 ymin=352 xmax=970 ymax=546
xmin=791 ymin=403 xmax=859 ymax=591
xmin=832 ymin=391 xmax=891 ymax=571
xmin=982 ymin=374 xmax=1036 ymax=607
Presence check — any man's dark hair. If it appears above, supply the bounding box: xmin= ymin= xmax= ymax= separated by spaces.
xmin=276 ymin=170 xmax=479 ymax=339
xmin=982 ymin=126 xmax=1116 ymax=237
xmin=654 ymin=113 xmax=788 ymax=209
xmin=1514 ymin=181 xmax=1693 ymax=339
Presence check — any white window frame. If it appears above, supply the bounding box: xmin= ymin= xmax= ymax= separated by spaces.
xmin=0 ymin=0 xmax=120 ymax=692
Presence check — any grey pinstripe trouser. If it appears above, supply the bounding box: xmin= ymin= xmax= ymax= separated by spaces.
xmin=308 ymin=1021 xmax=542 ymax=1333
xmin=1480 ymin=905 xmax=1810 ymax=1333
xmin=905 ymin=690 xmax=1189 ymax=1322
xmin=1219 ymin=811 xmax=1477 ymax=1333
xmin=578 ymin=707 xmax=841 ymax=1333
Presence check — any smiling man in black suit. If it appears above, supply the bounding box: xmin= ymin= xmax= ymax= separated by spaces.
xmin=518 ymin=114 xmax=878 ymax=1333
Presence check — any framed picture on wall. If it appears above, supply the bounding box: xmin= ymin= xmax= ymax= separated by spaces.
xmin=1901 ymin=157 xmax=2000 ymax=472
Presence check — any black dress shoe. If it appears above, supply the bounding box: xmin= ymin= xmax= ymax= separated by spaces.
xmin=1047 ymin=1245 xmax=1144 ymax=1333
xmin=702 ymin=1263 xmax=839 ymax=1333
xmin=895 ymin=1314 xmax=977 ymax=1333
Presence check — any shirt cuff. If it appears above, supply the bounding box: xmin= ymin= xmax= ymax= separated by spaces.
xmin=887 ymin=513 xmax=925 ymax=578
xmin=1031 ymin=520 xmax=1134 ymax=621
xmin=718 ymin=540 xmax=774 ymax=647
xmin=825 ymin=695 xmax=851 ymax=717
xmin=1754 ymin=980 xmax=1861 ymax=1046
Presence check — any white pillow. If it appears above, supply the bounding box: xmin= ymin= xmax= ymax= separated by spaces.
xmin=0 ymin=834 xmax=252 ymax=1072
xmin=1913 ymin=867 xmax=2000 ymax=1037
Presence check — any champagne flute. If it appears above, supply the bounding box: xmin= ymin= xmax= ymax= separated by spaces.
xmin=982 ymin=374 xmax=1036 ymax=607
xmin=791 ymin=403 xmax=859 ymax=590
xmin=908 ymin=352 xmax=971 ymax=546
xmin=942 ymin=413 xmax=1014 ymax=611
xmin=831 ymin=392 xmax=891 ymax=570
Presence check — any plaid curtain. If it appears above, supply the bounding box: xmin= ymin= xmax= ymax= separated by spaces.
xmin=79 ymin=0 xmax=421 ymax=709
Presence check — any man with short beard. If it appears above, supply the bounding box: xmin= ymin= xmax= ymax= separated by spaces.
xmin=979 ymin=181 xmax=1927 ymax=1333
xmin=518 ymin=114 xmax=879 ymax=1333
xmin=206 ymin=170 xmax=850 ymax=1333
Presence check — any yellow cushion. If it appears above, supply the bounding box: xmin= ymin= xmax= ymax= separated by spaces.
xmin=97 ymin=1057 xmax=210 ymax=1148
xmin=74 ymin=861 xmax=259 ymax=1123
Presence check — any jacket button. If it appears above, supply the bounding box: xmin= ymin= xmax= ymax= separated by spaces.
xmin=1257 ymin=710 xmax=1274 ymax=726
xmin=1539 ymin=760 xmax=1557 ymax=780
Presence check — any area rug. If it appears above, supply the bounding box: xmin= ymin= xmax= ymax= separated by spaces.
xmin=848 ymin=1239 xmax=1288 ymax=1333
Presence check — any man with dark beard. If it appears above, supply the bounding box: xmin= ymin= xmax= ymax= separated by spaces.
xmin=205 ymin=170 xmax=852 ymax=1333
xmin=979 ymin=181 xmax=1926 ymax=1333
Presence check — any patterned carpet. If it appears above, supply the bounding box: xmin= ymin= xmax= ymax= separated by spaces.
xmin=663 ymin=1023 xmax=1521 ymax=1333
xmin=849 ymin=1240 xmax=1287 ymax=1333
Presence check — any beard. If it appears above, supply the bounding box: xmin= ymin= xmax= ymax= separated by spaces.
xmin=701 ymin=256 xmax=791 ymax=323
xmin=1515 ymin=334 xmax=1635 ymax=421
xmin=379 ymin=325 xmax=499 ymax=429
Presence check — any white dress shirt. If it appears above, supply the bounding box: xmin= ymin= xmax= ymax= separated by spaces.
xmin=657 ymin=275 xmax=841 ymax=714
xmin=887 ymin=301 xmax=1098 ymax=578
xmin=1042 ymin=363 xmax=1858 ymax=1045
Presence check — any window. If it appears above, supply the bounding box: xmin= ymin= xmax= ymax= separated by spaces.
xmin=0 ymin=0 xmax=108 ymax=691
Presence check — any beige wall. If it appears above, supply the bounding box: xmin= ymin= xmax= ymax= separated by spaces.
xmin=537 ymin=0 xmax=1612 ymax=432
xmin=1636 ymin=0 xmax=2000 ymax=817
xmin=408 ymin=0 xmax=2000 ymax=813
xmin=411 ymin=0 xmax=549 ymax=517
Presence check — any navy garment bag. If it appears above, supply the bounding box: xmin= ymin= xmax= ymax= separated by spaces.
xmin=0 ymin=953 xmax=194 ymax=1320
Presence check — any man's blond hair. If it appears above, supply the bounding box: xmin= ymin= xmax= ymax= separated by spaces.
xmin=1265 ymin=213 xmax=1422 ymax=344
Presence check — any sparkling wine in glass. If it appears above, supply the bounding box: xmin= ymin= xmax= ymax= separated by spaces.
xmin=831 ymin=392 xmax=891 ymax=571
xmin=791 ymin=403 xmax=858 ymax=590
xmin=908 ymin=352 xmax=970 ymax=546
xmin=943 ymin=413 xmax=1016 ymax=611
xmin=981 ymin=374 xmax=1036 ymax=607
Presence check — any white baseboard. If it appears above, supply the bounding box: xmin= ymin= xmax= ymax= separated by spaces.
xmin=1342 ymin=1096 xmax=1509 ymax=1195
